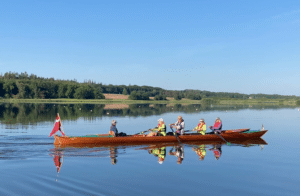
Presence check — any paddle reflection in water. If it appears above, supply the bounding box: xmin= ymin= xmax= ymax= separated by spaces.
xmin=50 ymin=138 xmax=267 ymax=175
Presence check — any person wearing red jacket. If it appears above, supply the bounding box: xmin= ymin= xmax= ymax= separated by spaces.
xmin=209 ymin=117 xmax=222 ymax=134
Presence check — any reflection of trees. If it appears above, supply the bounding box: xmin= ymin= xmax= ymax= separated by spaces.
xmin=0 ymin=103 xmax=296 ymax=126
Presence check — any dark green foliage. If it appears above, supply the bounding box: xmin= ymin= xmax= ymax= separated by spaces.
xmin=129 ymin=91 xmax=150 ymax=100
xmin=186 ymin=92 xmax=202 ymax=100
xmin=0 ymin=72 xmax=298 ymax=100
xmin=123 ymin=88 xmax=128 ymax=95
xmin=58 ymin=84 xmax=68 ymax=98
xmin=154 ymin=94 xmax=167 ymax=100
xmin=0 ymin=81 xmax=5 ymax=97
xmin=0 ymin=72 xmax=105 ymax=100
xmin=296 ymin=100 xmax=300 ymax=106
xmin=174 ymin=94 xmax=182 ymax=100
xmin=74 ymin=85 xmax=99 ymax=99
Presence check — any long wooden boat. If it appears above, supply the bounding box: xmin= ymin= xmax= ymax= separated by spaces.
xmin=54 ymin=128 xmax=267 ymax=147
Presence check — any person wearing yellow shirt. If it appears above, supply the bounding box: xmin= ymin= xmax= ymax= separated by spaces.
xmin=193 ymin=119 xmax=206 ymax=135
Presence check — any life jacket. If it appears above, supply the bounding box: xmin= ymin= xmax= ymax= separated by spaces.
xmin=195 ymin=122 xmax=206 ymax=135
xmin=157 ymin=123 xmax=166 ymax=136
xmin=213 ymin=120 xmax=222 ymax=130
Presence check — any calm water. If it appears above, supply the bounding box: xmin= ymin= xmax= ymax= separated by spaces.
xmin=0 ymin=103 xmax=299 ymax=196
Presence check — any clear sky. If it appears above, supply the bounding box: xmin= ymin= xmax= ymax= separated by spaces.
xmin=1 ymin=1 xmax=299 ymax=95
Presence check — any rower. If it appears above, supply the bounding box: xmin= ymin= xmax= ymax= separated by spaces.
xmin=169 ymin=116 xmax=185 ymax=135
xmin=209 ymin=117 xmax=222 ymax=134
xmin=147 ymin=118 xmax=166 ymax=137
xmin=193 ymin=118 xmax=206 ymax=135
xmin=109 ymin=120 xmax=118 ymax=137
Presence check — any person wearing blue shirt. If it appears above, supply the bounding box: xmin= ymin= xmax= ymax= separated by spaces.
xmin=109 ymin=120 xmax=118 ymax=137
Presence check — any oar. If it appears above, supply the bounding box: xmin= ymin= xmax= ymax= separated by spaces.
xmin=215 ymin=131 xmax=231 ymax=145
xmin=134 ymin=129 xmax=151 ymax=135
xmin=170 ymin=126 xmax=182 ymax=144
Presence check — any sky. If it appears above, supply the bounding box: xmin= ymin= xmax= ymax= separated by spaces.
xmin=0 ymin=0 xmax=300 ymax=95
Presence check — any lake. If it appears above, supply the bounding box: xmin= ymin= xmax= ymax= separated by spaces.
xmin=0 ymin=103 xmax=299 ymax=196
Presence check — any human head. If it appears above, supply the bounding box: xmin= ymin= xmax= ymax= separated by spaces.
xmin=111 ymin=120 xmax=117 ymax=125
xmin=158 ymin=118 xmax=164 ymax=124
xmin=199 ymin=156 xmax=205 ymax=161
xmin=178 ymin=116 xmax=183 ymax=122
xmin=200 ymin=119 xmax=204 ymax=122
xmin=216 ymin=117 xmax=220 ymax=121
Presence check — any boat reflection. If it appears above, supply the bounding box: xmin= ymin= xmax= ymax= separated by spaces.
xmin=50 ymin=138 xmax=267 ymax=173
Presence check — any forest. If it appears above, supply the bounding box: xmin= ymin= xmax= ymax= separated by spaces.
xmin=0 ymin=72 xmax=297 ymax=100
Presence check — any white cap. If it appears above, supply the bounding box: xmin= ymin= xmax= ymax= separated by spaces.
xmin=199 ymin=119 xmax=204 ymax=122
xmin=111 ymin=120 xmax=117 ymax=124
xmin=158 ymin=118 xmax=164 ymax=122
xmin=158 ymin=161 xmax=164 ymax=164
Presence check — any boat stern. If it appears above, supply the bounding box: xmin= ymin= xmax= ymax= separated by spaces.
xmin=54 ymin=134 xmax=60 ymax=146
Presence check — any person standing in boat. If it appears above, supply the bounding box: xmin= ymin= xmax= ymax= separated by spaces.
xmin=169 ymin=116 xmax=185 ymax=135
xmin=209 ymin=117 xmax=222 ymax=134
xmin=147 ymin=118 xmax=167 ymax=137
xmin=109 ymin=120 xmax=118 ymax=137
xmin=193 ymin=119 xmax=206 ymax=135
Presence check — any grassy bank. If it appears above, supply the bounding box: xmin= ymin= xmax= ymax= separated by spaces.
xmin=0 ymin=97 xmax=299 ymax=106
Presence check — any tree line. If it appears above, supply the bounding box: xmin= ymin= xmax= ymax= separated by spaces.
xmin=0 ymin=72 xmax=297 ymax=100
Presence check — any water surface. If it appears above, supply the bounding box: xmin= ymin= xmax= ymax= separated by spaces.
xmin=0 ymin=103 xmax=299 ymax=195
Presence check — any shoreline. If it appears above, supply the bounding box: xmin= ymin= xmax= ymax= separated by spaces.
xmin=0 ymin=97 xmax=299 ymax=106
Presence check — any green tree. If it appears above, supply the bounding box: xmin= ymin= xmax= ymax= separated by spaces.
xmin=123 ymin=88 xmax=128 ymax=95
xmin=74 ymin=85 xmax=95 ymax=99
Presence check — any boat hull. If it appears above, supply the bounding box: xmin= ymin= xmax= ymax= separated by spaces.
xmin=54 ymin=129 xmax=267 ymax=147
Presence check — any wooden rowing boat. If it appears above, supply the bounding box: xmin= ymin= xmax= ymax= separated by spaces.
xmin=54 ymin=128 xmax=267 ymax=147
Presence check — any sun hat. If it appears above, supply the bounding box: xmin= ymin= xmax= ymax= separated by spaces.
xmin=158 ymin=118 xmax=164 ymax=122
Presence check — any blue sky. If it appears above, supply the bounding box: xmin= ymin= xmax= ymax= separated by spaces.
xmin=1 ymin=1 xmax=300 ymax=95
